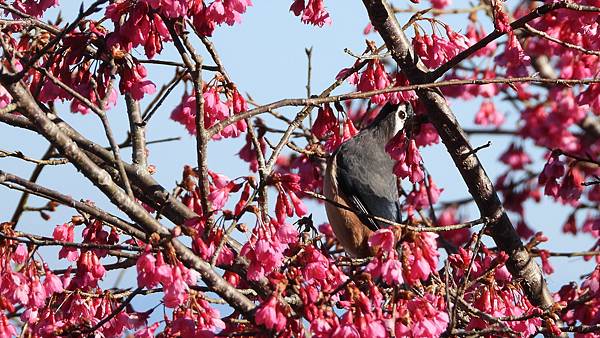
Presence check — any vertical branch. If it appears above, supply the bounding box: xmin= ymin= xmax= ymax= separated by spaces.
xmin=247 ymin=119 xmax=269 ymax=221
xmin=125 ymin=94 xmax=147 ymax=168
xmin=199 ymin=35 xmax=232 ymax=84
xmin=360 ymin=0 xmax=558 ymax=323
xmin=193 ymin=57 xmax=212 ymax=222
xmin=97 ymin=109 xmax=134 ymax=198
xmin=305 ymin=47 xmax=313 ymax=98
xmin=165 ymin=20 xmax=212 ymax=221
xmin=306 ymin=47 xmax=313 ymax=127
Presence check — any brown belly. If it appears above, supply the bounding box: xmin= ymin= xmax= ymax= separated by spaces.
xmin=323 ymin=154 xmax=373 ymax=258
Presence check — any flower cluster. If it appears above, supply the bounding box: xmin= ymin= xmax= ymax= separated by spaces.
xmin=136 ymin=248 xmax=202 ymax=308
xmin=269 ymin=172 xmax=308 ymax=223
xmin=385 ymin=131 xmax=425 ymax=184
xmin=241 ymin=219 xmax=299 ymax=281
xmin=106 ymin=0 xmax=252 ymax=54
xmin=312 ymin=104 xmax=358 ymax=152
xmin=337 ymin=60 xmax=417 ymax=106
xmin=171 ymin=83 xmax=248 ymax=139
xmin=0 ymin=221 xmax=153 ymax=337
xmin=539 ymin=153 xmax=584 ymax=205
xmin=413 ymin=24 xmax=471 ymax=69
xmin=289 ymin=0 xmax=331 ymax=27
xmin=449 ymin=246 xmax=543 ymax=336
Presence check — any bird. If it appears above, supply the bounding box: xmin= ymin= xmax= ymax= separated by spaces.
xmin=323 ymin=103 xmax=414 ymax=257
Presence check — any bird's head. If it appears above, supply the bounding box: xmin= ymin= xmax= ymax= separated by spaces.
xmin=367 ymin=102 xmax=415 ymax=142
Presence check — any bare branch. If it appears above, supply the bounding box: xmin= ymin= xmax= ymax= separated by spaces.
xmin=207 ymin=76 xmax=600 ymax=137
xmin=0 ymin=148 xmax=67 ymax=166
xmin=304 ymin=190 xmax=486 ymax=232
xmin=125 ymin=94 xmax=147 ymax=168
xmin=0 ymin=231 xmax=143 ymax=253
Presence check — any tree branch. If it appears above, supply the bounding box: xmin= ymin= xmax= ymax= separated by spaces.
xmin=360 ymin=0 xmax=558 ymax=330
xmin=0 ymin=170 xmax=146 ymax=239
xmin=125 ymin=94 xmax=147 ymax=168
xmin=206 ymin=76 xmax=600 ymax=137
xmin=1 ymin=80 xmax=255 ymax=315
xmin=429 ymin=1 xmax=600 ymax=81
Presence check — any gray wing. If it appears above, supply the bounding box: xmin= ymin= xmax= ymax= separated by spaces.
xmin=335 ymin=134 xmax=401 ymax=231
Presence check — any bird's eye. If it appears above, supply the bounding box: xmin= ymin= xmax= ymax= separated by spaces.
xmin=398 ymin=110 xmax=406 ymax=119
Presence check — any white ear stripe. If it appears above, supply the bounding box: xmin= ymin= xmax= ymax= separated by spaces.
xmin=392 ymin=105 xmax=406 ymax=136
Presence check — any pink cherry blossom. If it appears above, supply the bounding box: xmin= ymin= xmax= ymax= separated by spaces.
xmin=0 ymin=313 xmax=16 ymax=338
xmin=539 ymin=153 xmax=566 ymax=198
xmin=136 ymin=247 xmax=158 ymax=288
xmin=558 ymin=168 xmax=584 ymax=205
xmin=475 ymin=99 xmax=505 ymax=127
xmin=357 ymin=59 xmax=392 ymax=104
xmin=414 ymin=122 xmax=440 ymax=147
xmin=171 ymin=87 xmax=248 ymax=140
xmin=11 ymin=0 xmax=58 ymax=17
xmin=413 ymin=27 xmax=470 ymax=69
xmin=500 ymin=143 xmax=532 ymax=169
xmin=53 ymin=223 xmax=79 ymax=262
xmin=438 ymin=207 xmax=471 ymax=247
xmin=255 ymin=296 xmax=287 ymax=331
xmin=290 ymin=0 xmax=331 ymax=26
xmin=239 ymin=132 xmax=266 ymax=172
xmin=516 ymin=219 xmax=535 ymax=240
xmin=119 ymin=63 xmax=156 ymax=100
xmin=402 ymin=232 xmax=440 ymax=284
xmin=386 ymin=132 xmax=425 ymax=183
xmin=42 ymin=269 xmax=63 ymax=295
xmin=12 ymin=243 xmax=28 ymax=264
xmin=496 ymin=33 xmax=530 ymax=77
xmin=492 ymin=1 xmax=511 ymax=33
xmin=430 ymin=0 xmax=451 ymax=9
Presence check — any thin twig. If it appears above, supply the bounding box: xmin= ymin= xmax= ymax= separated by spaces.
xmin=142 ymin=71 xmax=185 ymax=123
xmin=0 ymin=149 xmax=67 ymax=165
xmin=0 ymin=231 xmax=144 ymax=252
xmin=304 ymin=190 xmax=486 ymax=232
xmin=79 ymin=287 xmax=144 ymax=334
xmin=524 ymin=23 xmax=600 ymax=57
xmin=207 ymin=76 xmax=600 ymax=137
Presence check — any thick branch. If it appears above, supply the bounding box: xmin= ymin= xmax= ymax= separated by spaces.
xmin=35 ymin=66 xmax=135 ymax=197
xmin=0 ymin=170 xmax=145 ymax=239
xmin=125 ymin=94 xmax=147 ymax=168
xmin=2 ymin=81 xmax=255 ymax=314
xmin=361 ymin=0 xmax=556 ymax=321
